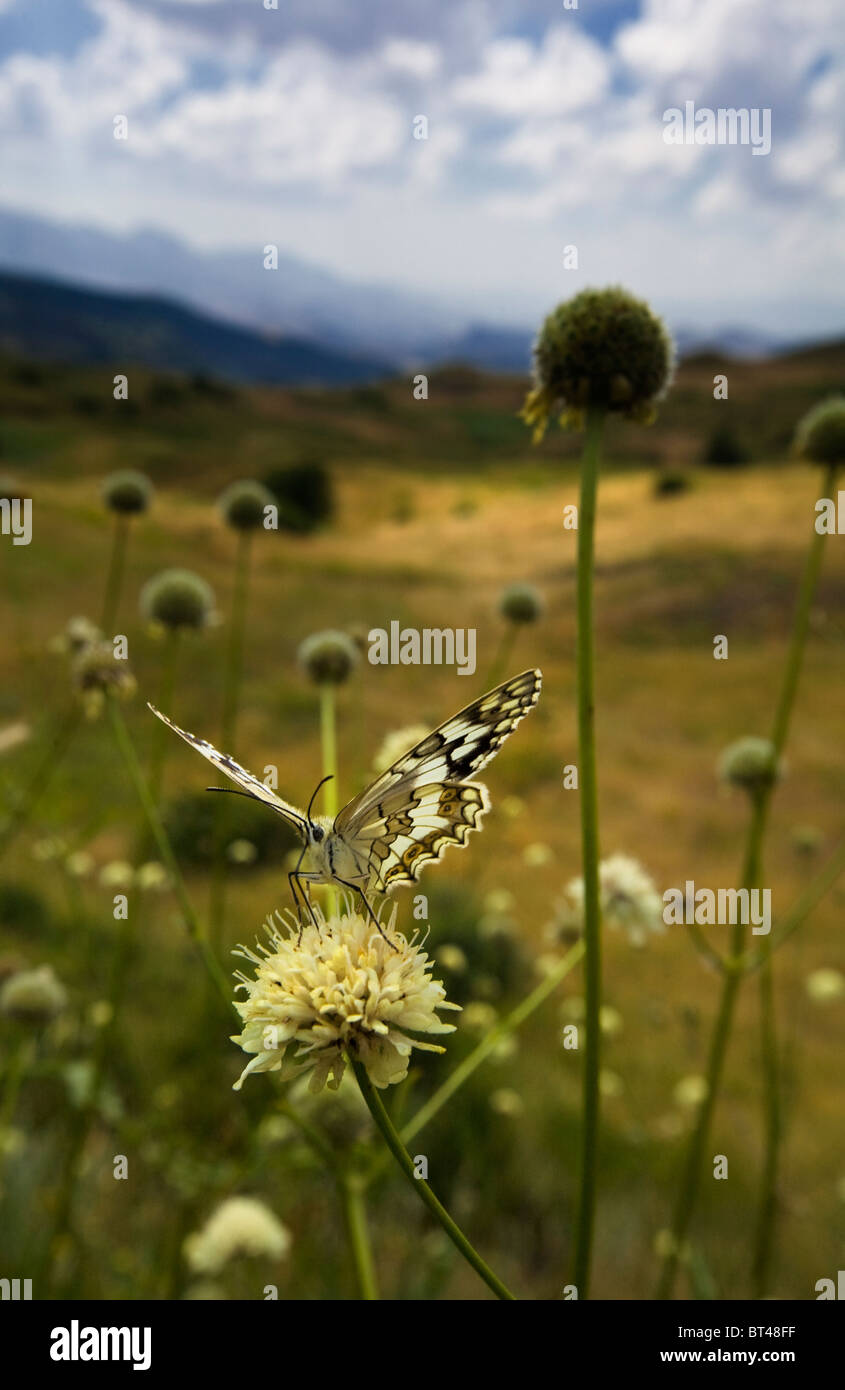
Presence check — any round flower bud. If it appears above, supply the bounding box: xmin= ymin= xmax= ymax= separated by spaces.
xmin=50 ymin=615 xmax=102 ymax=657
xmin=498 ymin=582 xmax=544 ymax=625
xmin=718 ymin=737 xmax=782 ymax=795
xmin=522 ymin=286 xmax=675 ymax=439
xmin=217 ymin=479 xmax=274 ymax=532
xmin=72 ymin=641 xmax=137 ymax=719
xmin=140 ymin=568 xmax=215 ymax=632
xmin=0 ymin=474 xmax=23 ymax=503
xmin=101 ymin=469 xmax=153 ymax=516
xmin=297 ymin=629 xmax=359 ymax=685
xmin=794 ymin=396 xmax=845 ymax=468
xmin=0 ymin=964 xmax=67 ymax=1024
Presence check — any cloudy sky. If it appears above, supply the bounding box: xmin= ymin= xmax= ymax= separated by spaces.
xmin=0 ymin=0 xmax=842 ymax=337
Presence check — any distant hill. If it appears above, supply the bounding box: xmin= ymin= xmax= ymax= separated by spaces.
xmin=0 ymin=270 xmax=391 ymax=386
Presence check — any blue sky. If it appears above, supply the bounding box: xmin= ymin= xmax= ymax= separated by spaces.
xmin=0 ymin=0 xmax=842 ymax=338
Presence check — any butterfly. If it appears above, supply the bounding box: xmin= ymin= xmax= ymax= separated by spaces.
xmin=148 ymin=667 xmax=541 ymax=944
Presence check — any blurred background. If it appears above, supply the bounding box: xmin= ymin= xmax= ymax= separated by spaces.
xmin=0 ymin=0 xmax=843 ymax=1300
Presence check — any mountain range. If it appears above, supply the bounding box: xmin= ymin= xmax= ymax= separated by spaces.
xmin=0 ymin=207 xmax=820 ymax=383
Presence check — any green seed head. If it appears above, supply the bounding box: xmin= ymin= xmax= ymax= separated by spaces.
xmin=0 ymin=964 xmax=67 ymax=1024
xmin=499 ymin=582 xmax=545 ymax=625
xmin=72 ymin=641 xmax=137 ymax=719
xmin=297 ymin=630 xmax=360 ymax=685
xmin=522 ymin=286 xmax=675 ymax=440
xmin=140 ymin=568 xmax=216 ymax=632
xmin=218 ymin=479 xmax=275 ymax=532
xmin=793 ymin=396 xmax=845 ymax=469
xmin=718 ymin=737 xmax=782 ymax=796
xmin=101 ymin=469 xmax=153 ymax=515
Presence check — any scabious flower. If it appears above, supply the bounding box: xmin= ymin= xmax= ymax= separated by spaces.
xmin=99 ymin=861 xmax=134 ymax=890
xmin=718 ymin=737 xmax=782 ymax=797
xmin=372 ymin=724 xmax=430 ymax=774
xmin=552 ymin=854 xmax=664 ymax=947
xmin=521 ymin=286 xmax=675 ymax=440
xmin=50 ymin=615 xmax=103 ymax=657
xmin=140 ymin=568 xmax=216 ymax=633
xmin=71 ymin=641 xmax=137 ymax=719
xmin=218 ymin=479 xmax=275 ymax=532
xmin=805 ymin=969 xmax=844 ymax=1004
xmin=673 ymin=1075 xmax=709 ymax=1109
xmin=101 ymin=469 xmax=153 ymax=516
xmin=231 ymin=903 xmax=459 ymax=1093
xmin=793 ymin=396 xmax=845 ymax=468
xmin=0 ymin=964 xmax=67 ymax=1024
xmin=135 ymin=861 xmax=171 ymax=892
xmin=184 ymin=1197 xmax=291 ymax=1274
xmin=297 ymin=630 xmax=359 ymax=686
xmin=498 ymin=582 xmax=545 ymax=625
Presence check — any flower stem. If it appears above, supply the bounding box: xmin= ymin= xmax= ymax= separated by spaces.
xmin=107 ymin=697 xmax=231 ymax=1009
xmin=338 ymin=1172 xmax=380 ymax=1300
xmin=210 ymin=531 xmax=253 ymax=947
xmin=485 ymin=627 xmax=517 ymax=690
xmin=0 ymin=706 xmax=81 ymax=867
xmin=349 ymin=1055 xmax=516 ymax=1300
xmin=101 ymin=514 xmax=130 ymax=634
xmin=750 ymin=459 xmax=836 ymax=1296
xmin=319 ymin=684 xmax=339 ymax=914
xmin=147 ymin=628 xmax=181 ymax=806
xmin=656 ymin=795 xmax=765 ymax=1299
xmin=400 ymin=940 xmax=585 ymax=1148
xmin=572 ymin=405 xmax=604 ymax=1299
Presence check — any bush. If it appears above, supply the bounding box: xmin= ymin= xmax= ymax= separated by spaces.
xmin=262 ymin=461 xmax=333 ymax=534
xmin=653 ymin=467 xmax=693 ymax=497
xmin=147 ymin=790 xmax=300 ymax=869
xmin=702 ymin=426 xmax=750 ymax=467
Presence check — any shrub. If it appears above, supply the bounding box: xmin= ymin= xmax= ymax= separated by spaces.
xmin=702 ymin=426 xmax=750 ymax=467
xmin=262 ymin=460 xmax=333 ymax=534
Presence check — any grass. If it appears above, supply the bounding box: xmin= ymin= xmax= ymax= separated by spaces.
xmin=0 ymin=345 xmax=843 ymax=1299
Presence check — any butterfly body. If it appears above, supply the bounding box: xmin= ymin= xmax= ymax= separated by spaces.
xmin=148 ymin=668 xmax=542 ymax=932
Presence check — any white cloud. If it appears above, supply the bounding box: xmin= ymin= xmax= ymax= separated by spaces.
xmin=453 ymin=27 xmax=609 ymax=116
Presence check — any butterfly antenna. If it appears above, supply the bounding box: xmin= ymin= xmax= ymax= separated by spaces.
xmin=306 ymin=774 xmax=333 ymax=822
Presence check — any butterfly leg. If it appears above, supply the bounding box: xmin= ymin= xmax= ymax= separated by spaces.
xmin=335 ymin=878 xmax=399 ymax=952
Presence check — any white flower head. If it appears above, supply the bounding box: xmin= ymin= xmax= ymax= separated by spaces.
xmin=184 ymin=1196 xmax=290 ymax=1274
xmin=0 ymin=964 xmax=67 ymax=1024
xmin=555 ymin=854 xmax=664 ymax=947
xmin=231 ymin=902 xmax=460 ymax=1093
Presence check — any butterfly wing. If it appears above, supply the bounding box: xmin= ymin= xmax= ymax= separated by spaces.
xmin=147 ymin=704 xmax=306 ymax=834
xmin=335 ymin=669 xmax=542 ymax=892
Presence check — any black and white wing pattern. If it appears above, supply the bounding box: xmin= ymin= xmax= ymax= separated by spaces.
xmin=335 ymin=669 xmax=542 ymax=893
xmin=147 ymin=704 xmax=307 ymax=834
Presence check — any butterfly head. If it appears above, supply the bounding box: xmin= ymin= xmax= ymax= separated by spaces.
xmin=305 ymin=774 xmax=334 ymax=843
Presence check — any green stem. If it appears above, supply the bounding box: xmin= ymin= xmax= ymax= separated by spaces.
xmin=147 ymin=629 xmax=181 ymax=807
xmin=210 ymin=531 xmax=253 ymax=948
xmin=0 ymin=1034 xmax=33 ymax=1135
xmin=485 ymin=627 xmax=517 ymax=690
xmin=0 ymin=706 xmax=81 ymax=867
xmin=101 ymin=514 xmax=130 ymax=634
xmin=400 ymin=940 xmax=585 ymax=1149
xmin=750 ymin=459 xmax=835 ymax=1296
xmin=350 ymin=1056 xmax=515 ymax=1300
xmin=107 ymin=697 xmax=231 ymax=1009
xmin=319 ymin=684 xmax=339 ymax=915
xmin=572 ymin=406 xmax=604 ymax=1299
xmin=337 ymin=1173 xmax=380 ymax=1300
xmin=656 ymin=795 xmax=765 ymax=1299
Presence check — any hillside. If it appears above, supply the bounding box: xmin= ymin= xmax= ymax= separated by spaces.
xmin=0 ymin=270 xmax=390 ymax=387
